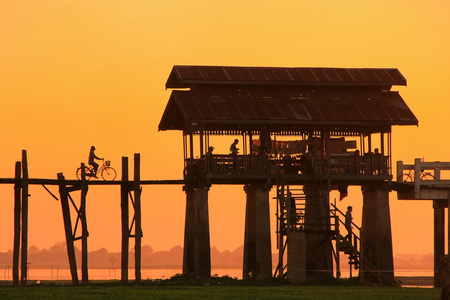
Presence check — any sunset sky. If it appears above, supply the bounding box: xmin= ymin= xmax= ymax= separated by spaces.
xmin=1 ymin=1 xmax=450 ymax=265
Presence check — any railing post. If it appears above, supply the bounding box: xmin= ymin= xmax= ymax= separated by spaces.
xmin=396 ymin=161 xmax=403 ymax=182
xmin=414 ymin=158 xmax=421 ymax=198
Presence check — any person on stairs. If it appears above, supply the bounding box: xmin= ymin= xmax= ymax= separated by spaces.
xmin=344 ymin=206 xmax=353 ymax=244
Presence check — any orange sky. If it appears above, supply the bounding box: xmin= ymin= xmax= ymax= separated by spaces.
xmin=1 ymin=1 xmax=450 ymax=261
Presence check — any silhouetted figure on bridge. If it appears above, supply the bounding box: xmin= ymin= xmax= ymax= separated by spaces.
xmin=89 ymin=146 xmax=103 ymax=177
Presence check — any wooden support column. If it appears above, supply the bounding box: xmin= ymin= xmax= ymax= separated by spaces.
xmin=13 ymin=161 xmax=21 ymax=286
xmin=20 ymin=150 xmax=29 ymax=285
xmin=58 ymin=173 xmax=79 ymax=285
xmin=434 ymin=200 xmax=445 ymax=288
xmin=362 ymin=187 xmax=394 ymax=286
xmin=243 ymin=184 xmax=272 ymax=280
xmin=121 ymin=157 xmax=129 ymax=283
xmin=134 ymin=153 xmax=142 ymax=283
xmin=80 ymin=164 xmax=89 ymax=284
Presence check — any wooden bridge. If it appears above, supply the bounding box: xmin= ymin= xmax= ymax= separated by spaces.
xmin=1 ymin=150 xmax=184 ymax=286
xmin=396 ymin=158 xmax=450 ymax=287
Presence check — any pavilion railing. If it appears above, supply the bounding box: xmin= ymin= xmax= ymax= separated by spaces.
xmin=184 ymin=154 xmax=390 ymax=178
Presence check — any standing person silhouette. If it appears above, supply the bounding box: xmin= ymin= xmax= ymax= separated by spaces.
xmin=230 ymin=139 xmax=239 ymax=173
xmin=344 ymin=206 xmax=353 ymax=243
xmin=230 ymin=139 xmax=239 ymax=155
xmin=88 ymin=146 xmax=103 ymax=177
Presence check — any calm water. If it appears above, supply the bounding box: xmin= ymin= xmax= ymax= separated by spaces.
xmin=3 ymin=267 xmax=433 ymax=281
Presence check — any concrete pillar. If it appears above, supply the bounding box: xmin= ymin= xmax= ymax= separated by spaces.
xmin=361 ymin=187 xmax=394 ymax=285
xmin=183 ymin=186 xmax=195 ymax=277
xmin=303 ymin=185 xmax=333 ymax=278
xmin=288 ymin=231 xmax=306 ymax=284
xmin=243 ymin=184 xmax=272 ymax=279
xmin=183 ymin=184 xmax=211 ymax=280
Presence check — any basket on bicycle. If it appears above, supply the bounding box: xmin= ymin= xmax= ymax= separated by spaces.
xmin=105 ymin=160 xmax=111 ymax=167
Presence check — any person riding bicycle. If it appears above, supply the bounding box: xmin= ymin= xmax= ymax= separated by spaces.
xmin=88 ymin=146 xmax=103 ymax=177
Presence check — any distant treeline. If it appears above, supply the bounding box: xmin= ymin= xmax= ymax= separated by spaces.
xmin=0 ymin=242 xmax=245 ymax=269
xmin=0 ymin=242 xmax=433 ymax=270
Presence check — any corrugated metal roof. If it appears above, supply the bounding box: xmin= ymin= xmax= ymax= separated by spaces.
xmin=158 ymin=91 xmax=418 ymax=131
xmin=166 ymin=66 xmax=407 ymax=88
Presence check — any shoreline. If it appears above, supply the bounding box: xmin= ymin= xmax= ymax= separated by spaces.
xmin=0 ymin=276 xmax=435 ymax=287
xmin=395 ymin=276 xmax=434 ymax=287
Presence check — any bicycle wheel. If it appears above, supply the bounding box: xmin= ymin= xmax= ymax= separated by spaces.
xmin=398 ymin=173 xmax=413 ymax=183
xmin=421 ymin=172 xmax=434 ymax=180
xmin=101 ymin=167 xmax=117 ymax=181
xmin=76 ymin=166 xmax=93 ymax=180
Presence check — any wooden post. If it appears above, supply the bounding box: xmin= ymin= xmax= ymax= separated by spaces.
xmin=134 ymin=154 xmax=141 ymax=283
xmin=13 ymin=161 xmax=21 ymax=286
xmin=434 ymin=200 xmax=445 ymax=288
xmin=277 ymin=185 xmax=285 ymax=279
xmin=58 ymin=173 xmax=79 ymax=285
xmin=80 ymin=164 xmax=89 ymax=284
xmin=121 ymin=157 xmax=129 ymax=283
xmin=20 ymin=150 xmax=28 ymax=285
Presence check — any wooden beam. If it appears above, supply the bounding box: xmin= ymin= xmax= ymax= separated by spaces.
xmin=58 ymin=173 xmax=79 ymax=285
xmin=20 ymin=150 xmax=28 ymax=285
xmin=121 ymin=157 xmax=129 ymax=283
xmin=13 ymin=161 xmax=21 ymax=286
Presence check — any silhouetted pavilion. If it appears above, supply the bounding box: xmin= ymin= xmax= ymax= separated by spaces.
xmin=159 ymin=65 xmax=417 ymax=284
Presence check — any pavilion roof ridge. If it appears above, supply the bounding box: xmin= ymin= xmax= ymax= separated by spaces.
xmin=166 ymin=65 xmax=406 ymax=89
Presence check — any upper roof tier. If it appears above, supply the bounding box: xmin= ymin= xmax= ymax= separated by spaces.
xmin=160 ymin=65 xmax=416 ymax=134
xmin=166 ymin=65 xmax=407 ymax=89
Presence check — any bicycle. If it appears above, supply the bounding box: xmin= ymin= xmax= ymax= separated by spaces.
xmin=398 ymin=168 xmax=434 ymax=182
xmin=76 ymin=159 xmax=117 ymax=181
